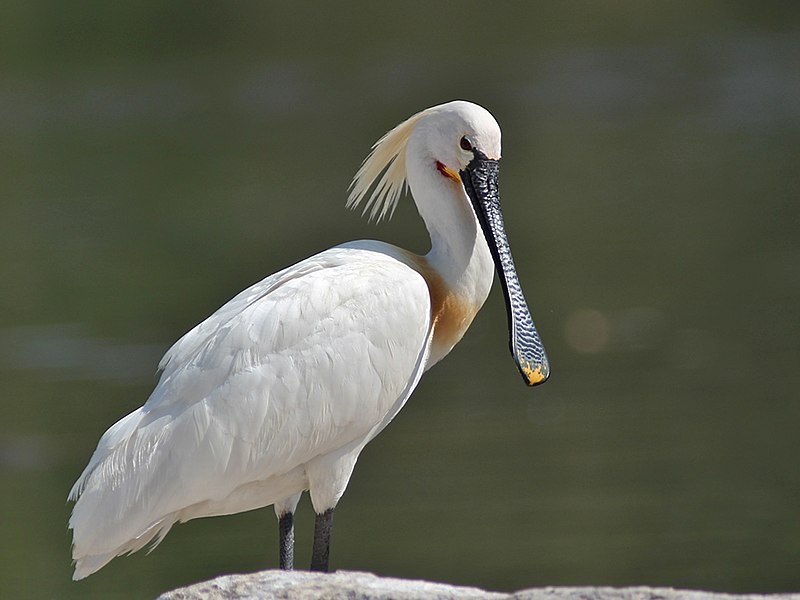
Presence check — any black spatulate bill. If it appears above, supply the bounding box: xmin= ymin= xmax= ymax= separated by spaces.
xmin=460 ymin=153 xmax=550 ymax=386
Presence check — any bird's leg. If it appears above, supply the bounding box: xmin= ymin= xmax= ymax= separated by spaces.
xmin=309 ymin=508 xmax=335 ymax=572
xmin=278 ymin=512 xmax=294 ymax=570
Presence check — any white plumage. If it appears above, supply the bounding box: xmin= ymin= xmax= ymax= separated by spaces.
xmin=69 ymin=100 xmax=549 ymax=580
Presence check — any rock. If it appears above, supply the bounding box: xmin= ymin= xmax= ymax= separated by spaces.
xmin=157 ymin=570 xmax=800 ymax=600
xmin=157 ymin=570 xmax=502 ymax=600
xmin=514 ymin=589 xmax=800 ymax=600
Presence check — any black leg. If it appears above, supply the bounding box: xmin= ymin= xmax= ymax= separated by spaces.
xmin=278 ymin=512 xmax=294 ymax=570
xmin=310 ymin=508 xmax=335 ymax=572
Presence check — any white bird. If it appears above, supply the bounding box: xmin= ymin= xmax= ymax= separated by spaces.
xmin=68 ymin=100 xmax=549 ymax=580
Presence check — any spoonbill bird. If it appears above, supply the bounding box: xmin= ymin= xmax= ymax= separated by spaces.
xmin=68 ymin=100 xmax=549 ymax=580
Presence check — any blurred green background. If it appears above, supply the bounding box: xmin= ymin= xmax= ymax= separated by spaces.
xmin=1 ymin=2 xmax=799 ymax=598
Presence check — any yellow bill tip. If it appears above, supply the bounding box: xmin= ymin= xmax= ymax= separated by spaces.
xmin=521 ymin=363 xmax=548 ymax=386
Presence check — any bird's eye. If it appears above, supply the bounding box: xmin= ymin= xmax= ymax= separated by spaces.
xmin=459 ymin=136 xmax=473 ymax=152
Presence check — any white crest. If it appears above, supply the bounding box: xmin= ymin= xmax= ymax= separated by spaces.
xmin=346 ymin=107 xmax=430 ymax=222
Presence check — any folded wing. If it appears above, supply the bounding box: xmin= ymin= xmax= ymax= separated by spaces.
xmin=69 ymin=243 xmax=432 ymax=578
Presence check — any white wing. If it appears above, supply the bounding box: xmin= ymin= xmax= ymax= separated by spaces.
xmin=69 ymin=242 xmax=432 ymax=578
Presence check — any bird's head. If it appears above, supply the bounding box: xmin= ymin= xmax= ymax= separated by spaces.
xmin=406 ymin=101 xmax=502 ymax=184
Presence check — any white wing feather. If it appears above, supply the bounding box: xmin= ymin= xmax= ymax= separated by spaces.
xmin=68 ymin=242 xmax=432 ymax=579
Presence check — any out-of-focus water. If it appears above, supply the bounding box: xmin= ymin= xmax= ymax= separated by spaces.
xmin=1 ymin=3 xmax=799 ymax=598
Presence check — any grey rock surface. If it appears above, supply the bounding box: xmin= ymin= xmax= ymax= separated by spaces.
xmin=157 ymin=570 xmax=800 ymax=600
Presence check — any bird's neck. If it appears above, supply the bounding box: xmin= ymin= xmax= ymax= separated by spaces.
xmin=424 ymin=191 xmax=494 ymax=304
xmin=405 ymin=161 xmax=495 ymax=366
